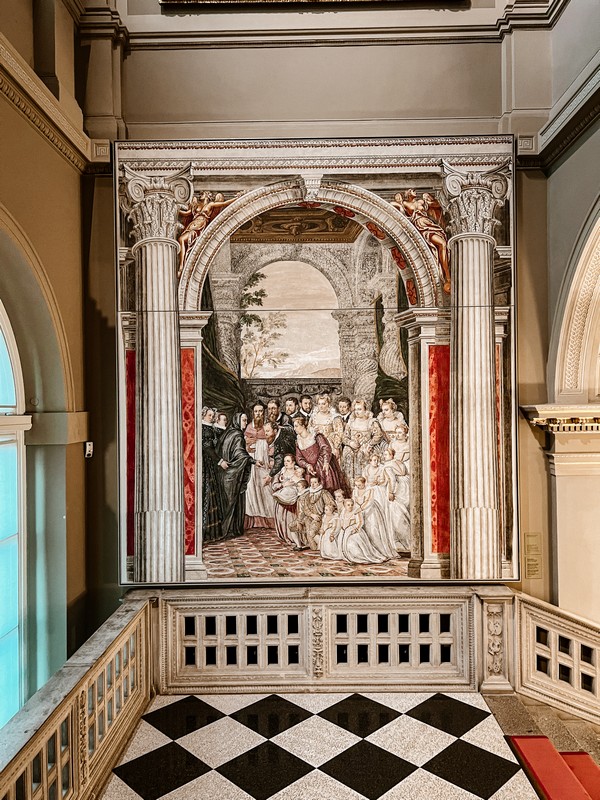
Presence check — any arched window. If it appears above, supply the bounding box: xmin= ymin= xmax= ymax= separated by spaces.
xmin=0 ymin=300 xmax=30 ymax=728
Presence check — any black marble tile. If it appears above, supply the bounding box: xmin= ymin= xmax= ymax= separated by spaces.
xmin=405 ymin=693 xmax=489 ymax=738
xmin=230 ymin=695 xmax=312 ymax=739
xmin=318 ymin=694 xmax=400 ymax=738
xmin=217 ymin=740 xmax=313 ymax=800
xmin=114 ymin=742 xmax=210 ymax=800
xmin=321 ymin=740 xmax=417 ymax=800
xmin=143 ymin=696 xmax=224 ymax=739
xmin=424 ymin=739 xmax=520 ymax=799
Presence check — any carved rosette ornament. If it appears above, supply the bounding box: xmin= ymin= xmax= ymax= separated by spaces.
xmin=441 ymin=162 xmax=511 ymax=580
xmin=121 ymin=167 xmax=194 ymax=583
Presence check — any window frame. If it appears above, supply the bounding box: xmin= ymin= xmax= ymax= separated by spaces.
xmin=0 ymin=299 xmax=31 ymax=721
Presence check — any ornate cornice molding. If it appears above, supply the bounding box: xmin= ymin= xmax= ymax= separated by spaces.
xmin=117 ymin=136 xmax=513 ymax=177
xmin=127 ymin=0 xmax=569 ymax=49
xmin=0 ymin=34 xmax=90 ymax=171
xmin=521 ymin=404 xmax=600 ymax=433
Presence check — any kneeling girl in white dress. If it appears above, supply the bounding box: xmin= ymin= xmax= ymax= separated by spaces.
xmin=352 ymin=476 xmax=397 ymax=559
xmin=319 ymin=502 xmax=343 ymax=560
xmin=338 ymin=498 xmax=388 ymax=564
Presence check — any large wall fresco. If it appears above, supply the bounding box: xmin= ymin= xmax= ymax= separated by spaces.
xmin=115 ymin=137 xmax=516 ymax=585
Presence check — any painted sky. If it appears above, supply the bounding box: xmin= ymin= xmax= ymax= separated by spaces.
xmin=242 ymin=260 xmax=341 ymax=378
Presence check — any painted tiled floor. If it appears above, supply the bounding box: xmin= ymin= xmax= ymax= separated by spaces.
xmin=102 ymin=692 xmax=538 ymax=799
xmin=203 ymin=528 xmax=410 ymax=580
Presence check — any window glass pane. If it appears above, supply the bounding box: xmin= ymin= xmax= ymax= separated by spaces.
xmin=0 ymin=627 xmax=20 ymax=727
xmin=0 ymin=537 xmax=18 ymax=638
xmin=0 ymin=442 xmax=18 ymax=541
xmin=0 ymin=329 xmax=16 ymax=409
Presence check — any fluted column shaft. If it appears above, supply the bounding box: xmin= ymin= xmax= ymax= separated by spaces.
xmin=133 ymin=237 xmax=184 ymax=583
xmin=450 ymin=233 xmax=499 ymax=578
xmin=442 ymin=161 xmax=511 ymax=580
xmin=121 ymin=166 xmax=193 ymax=583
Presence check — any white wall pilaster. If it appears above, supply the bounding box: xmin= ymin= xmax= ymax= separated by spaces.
xmin=442 ymin=163 xmax=511 ymax=580
xmin=121 ymin=167 xmax=193 ymax=583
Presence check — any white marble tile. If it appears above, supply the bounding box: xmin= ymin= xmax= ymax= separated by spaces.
xmin=366 ymin=715 xmax=456 ymax=766
xmin=177 ymin=716 xmax=265 ymax=768
xmin=489 ymin=770 xmax=539 ymax=799
xmin=272 ymin=715 xmax=361 ymax=767
xmin=360 ymin=692 xmax=434 ymax=713
xmin=442 ymin=692 xmax=491 ymax=711
xmin=195 ymin=693 xmax=268 ymax=714
xmin=270 ymin=769 xmax=367 ymax=800
xmin=146 ymin=695 xmax=186 ymax=712
xmin=379 ymin=769 xmax=479 ymax=799
xmin=280 ymin=693 xmax=351 ymax=713
xmin=159 ymin=771 xmax=254 ymax=800
xmin=117 ymin=720 xmax=172 ymax=764
xmin=100 ymin=774 xmax=143 ymax=800
xmin=460 ymin=714 xmax=517 ymax=762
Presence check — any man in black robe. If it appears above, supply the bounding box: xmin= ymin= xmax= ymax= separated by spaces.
xmin=217 ymin=412 xmax=258 ymax=539
xmin=264 ymin=420 xmax=296 ymax=478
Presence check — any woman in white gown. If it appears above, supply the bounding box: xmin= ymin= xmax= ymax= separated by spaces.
xmin=271 ymin=456 xmax=304 ymax=548
xmin=351 ymin=476 xmax=397 ymax=559
xmin=338 ymin=498 xmax=388 ymax=564
xmin=381 ymin=446 xmax=411 ymax=552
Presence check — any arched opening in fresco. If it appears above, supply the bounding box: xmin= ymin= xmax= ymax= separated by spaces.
xmin=196 ymin=200 xmax=415 ymax=578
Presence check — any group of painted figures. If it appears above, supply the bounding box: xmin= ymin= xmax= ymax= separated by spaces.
xmin=201 ymin=394 xmax=411 ymax=565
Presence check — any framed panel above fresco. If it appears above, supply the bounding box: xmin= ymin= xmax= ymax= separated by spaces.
xmin=115 ymin=136 xmax=516 ymax=585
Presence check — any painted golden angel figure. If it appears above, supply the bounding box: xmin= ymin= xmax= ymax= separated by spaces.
xmin=177 ymin=190 xmax=242 ymax=277
xmin=391 ymin=190 xmax=451 ymax=294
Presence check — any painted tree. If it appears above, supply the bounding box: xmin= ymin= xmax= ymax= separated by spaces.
xmin=240 ymin=312 xmax=289 ymax=379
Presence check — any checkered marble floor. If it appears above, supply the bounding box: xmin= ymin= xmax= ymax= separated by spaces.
xmin=102 ymin=692 xmax=537 ymax=799
xmin=203 ymin=528 xmax=410 ymax=580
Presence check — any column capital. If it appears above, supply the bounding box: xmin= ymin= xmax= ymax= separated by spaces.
xmin=440 ymin=160 xmax=511 ymax=238
xmin=395 ymin=307 xmax=450 ymax=339
xmin=120 ymin=166 xmax=194 ymax=244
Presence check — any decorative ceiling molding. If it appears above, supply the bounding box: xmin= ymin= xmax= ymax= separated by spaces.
xmin=0 ymin=34 xmax=90 ymax=171
xmin=231 ymin=207 xmax=362 ymax=243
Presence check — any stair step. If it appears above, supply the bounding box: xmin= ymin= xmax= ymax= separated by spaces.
xmin=509 ymin=735 xmax=593 ymax=799
xmin=561 ymin=752 xmax=600 ymax=799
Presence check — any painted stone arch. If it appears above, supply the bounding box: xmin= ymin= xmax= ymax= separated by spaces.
xmin=179 ymin=178 xmax=440 ymax=311
xmin=550 ymin=202 xmax=600 ymax=403
xmin=227 ymin=242 xmax=355 ymax=310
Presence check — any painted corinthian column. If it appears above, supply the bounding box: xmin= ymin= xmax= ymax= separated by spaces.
xmin=121 ymin=166 xmax=194 ymax=583
xmin=441 ymin=161 xmax=511 ymax=579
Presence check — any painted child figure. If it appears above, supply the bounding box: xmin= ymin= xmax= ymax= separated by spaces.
xmin=290 ymin=476 xmax=335 ymax=550
xmin=381 ymin=446 xmax=411 ymax=553
xmin=271 ymin=455 xmax=305 ymax=548
xmin=319 ymin=503 xmax=342 ymax=560
xmin=389 ymin=424 xmax=410 ymax=471
xmin=352 ymin=476 xmax=397 ymax=559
